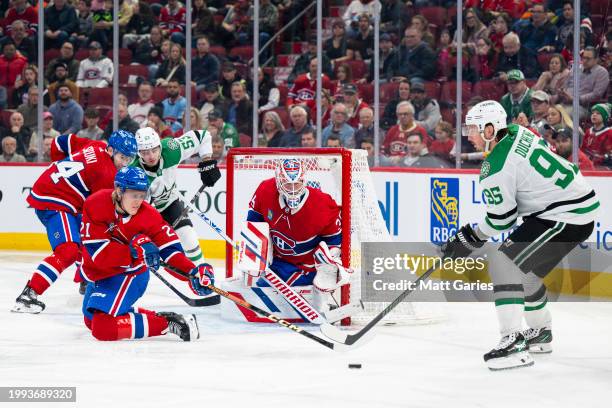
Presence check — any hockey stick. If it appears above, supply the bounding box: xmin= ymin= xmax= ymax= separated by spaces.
xmin=162 ymin=264 xmax=346 ymax=351
xmin=174 ymin=193 xmax=349 ymax=339
xmin=151 ymin=268 xmax=220 ymax=307
xmin=172 ymin=185 xmax=206 ymax=229
xmin=320 ymin=265 xmax=438 ymax=345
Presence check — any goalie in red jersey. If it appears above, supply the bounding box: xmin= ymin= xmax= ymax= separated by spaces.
xmin=80 ymin=166 xmax=214 ymax=341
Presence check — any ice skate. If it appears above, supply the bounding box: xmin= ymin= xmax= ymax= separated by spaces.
xmin=159 ymin=312 xmax=200 ymax=341
xmin=12 ymin=284 xmax=45 ymax=314
xmin=523 ymin=327 xmax=553 ymax=353
xmin=484 ymin=332 xmax=534 ymax=371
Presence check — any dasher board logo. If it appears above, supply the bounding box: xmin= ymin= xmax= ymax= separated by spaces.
xmin=430 ymin=178 xmax=459 ymax=245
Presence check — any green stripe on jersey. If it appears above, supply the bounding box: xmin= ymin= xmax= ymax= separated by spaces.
xmin=514 ymin=222 xmax=565 ymax=267
xmin=525 ymin=298 xmax=548 ymax=311
xmin=495 ymin=298 xmax=525 ymax=306
xmin=485 ymin=216 xmax=517 ymax=231
xmin=569 ymin=201 xmax=600 ymax=214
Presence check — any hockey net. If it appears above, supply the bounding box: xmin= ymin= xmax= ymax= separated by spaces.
xmin=226 ymin=148 xmax=421 ymax=326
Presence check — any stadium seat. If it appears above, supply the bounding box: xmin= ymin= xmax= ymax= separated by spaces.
xmin=229 ymin=46 xmax=254 ymax=63
xmin=118 ymin=64 xmax=149 ymax=84
xmin=152 ymin=87 xmax=168 ymax=103
xmin=472 ymin=80 xmax=505 ymax=101
xmin=85 ymin=88 xmax=114 ymax=107
xmin=537 ymin=53 xmax=554 ymax=72
xmin=1 ymin=110 xmax=12 ymax=127
xmin=239 ymin=134 xmax=253 ymax=147
xmin=209 ymin=46 xmax=227 ymax=58
xmin=440 ymin=106 xmax=455 ymax=124
xmin=590 ymin=0 xmax=609 ymax=15
xmin=269 ymin=107 xmax=290 ymax=129
xmin=380 ymin=82 xmax=399 ymax=103
xmin=277 ymin=84 xmax=289 ymax=105
xmin=75 ymin=49 xmax=89 ymax=61
xmin=44 ymin=49 xmax=61 ymax=65
xmin=417 ymin=6 xmax=447 ymax=28
xmin=423 ymin=81 xmax=441 ymax=100
xmin=440 ymin=81 xmax=472 ymax=104
xmin=106 ymin=49 xmax=132 ymax=65
xmin=358 ymin=83 xmax=374 ymax=104
xmin=337 ymin=60 xmax=367 ymax=80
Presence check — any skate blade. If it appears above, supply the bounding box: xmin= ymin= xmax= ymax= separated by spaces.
xmin=187 ymin=314 xmax=200 ymax=341
xmin=11 ymin=303 xmax=44 ymax=314
xmin=529 ymin=343 xmax=552 ymax=354
xmin=487 ymin=351 xmax=534 ymax=371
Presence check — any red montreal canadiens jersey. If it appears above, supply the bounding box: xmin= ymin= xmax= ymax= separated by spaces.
xmin=51 ymin=133 xmax=107 ymax=162
xmin=247 ymin=178 xmax=342 ymax=272
xmin=27 ymin=137 xmax=116 ymax=215
xmin=80 ymin=189 xmax=195 ymax=281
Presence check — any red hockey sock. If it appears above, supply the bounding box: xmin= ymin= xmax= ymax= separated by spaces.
xmin=90 ymin=311 xmax=168 ymax=341
xmin=29 ymin=243 xmax=80 ymax=295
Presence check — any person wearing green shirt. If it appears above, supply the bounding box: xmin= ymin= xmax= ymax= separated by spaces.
xmin=500 ymin=69 xmax=534 ymax=121
xmin=207 ymin=108 xmax=239 ymax=156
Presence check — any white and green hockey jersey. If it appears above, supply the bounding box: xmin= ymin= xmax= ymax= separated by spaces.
xmin=131 ymin=130 xmax=212 ymax=211
xmin=478 ymin=124 xmax=599 ymax=237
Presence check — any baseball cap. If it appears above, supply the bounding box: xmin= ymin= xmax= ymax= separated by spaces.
xmin=43 ymin=111 xmax=53 ymax=120
xmin=410 ymin=81 xmax=425 ymax=93
xmin=531 ymin=90 xmax=550 ymax=103
xmin=222 ymin=61 xmax=236 ymax=72
xmin=54 ymin=62 xmax=68 ymax=71
xmin=208 ymin=108 xmax=223 ymax=120
xmin=342 ymin=83 xmax=358 ymax=94
xmin=553 ymin=127 xmax=573 ymax=140
xmin=507 ymin=69 xmax=525 ymax=82
xmin=203 ymin=82 xmax=219 ymax=92
xmin=381 ymin=33 xmax=392 ymax=42
xmin=88 ymin=41 xmax=102 ymax=50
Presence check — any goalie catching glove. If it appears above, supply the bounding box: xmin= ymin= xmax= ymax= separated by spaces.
xmin=440 ymin=224 xmax=485 ymax=259
xmin=313 ymin=242 xmax=352 ymax=292
xmin=198 ymin=159 xmax=221 ymax=187
xmin=188 ymin=263 xmax=215 ymax=296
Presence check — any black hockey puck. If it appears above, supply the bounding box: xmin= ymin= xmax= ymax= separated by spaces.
xmin=348 ymin=364 xmax=362 ymax=369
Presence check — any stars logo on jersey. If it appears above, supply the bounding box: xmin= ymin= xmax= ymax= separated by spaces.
xmin=481 ymin=161 xmax=491 ymax=179
xmin=167 ymin=139 xmax=179 ymax=150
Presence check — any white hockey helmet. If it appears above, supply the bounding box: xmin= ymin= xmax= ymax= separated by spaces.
xmin=464 ymin=100 xmax=507 ymax=141
xmin=275 ymin=159 xmax=306 ymax=210
xmin=135 ymin=127 xmax=161 ymax=151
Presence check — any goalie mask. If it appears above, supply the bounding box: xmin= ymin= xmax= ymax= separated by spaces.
xmin=275 ymin=159 xmax=306 ymax=209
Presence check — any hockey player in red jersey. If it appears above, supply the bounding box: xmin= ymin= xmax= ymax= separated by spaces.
xmin=12 ymin=131 xmax=138 ymax=314
xmin=80 ymin=166 xmax=214 ymax=341
xmin=242 ymin=159 xmax=351 ymax=314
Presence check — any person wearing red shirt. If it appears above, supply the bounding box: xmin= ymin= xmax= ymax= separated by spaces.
xmin=554 ymin=127 xmax=594 ymax=171
xmin=582 ymin=103 xmax=612 ymax=166
xmin=287 ymin=58 xmax=334 ymax=123
xmin=1 ymin=0 xmax=38 ymax=36
xmin=341 ymin=83 xmax=369 ymax=129
xmin=0 ymin=41 xmax=28 ymax=108
xmin=430 ymin=120 xmax=456 ymax=163
xmin=381 ymin=101 xmax=430 ymax=165
xmin=159 ymin=0 xmax=186 ymax=45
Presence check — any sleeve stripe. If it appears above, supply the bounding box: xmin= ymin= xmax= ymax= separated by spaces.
xmin=486 ymin=206 xmax=518 ymax=220
xmin=485 ymin=216 xmax=517 ymax=231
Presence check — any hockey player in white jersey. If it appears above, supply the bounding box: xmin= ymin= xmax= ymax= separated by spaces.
xmin=131 ymin=127 xmax=221 ymax=265
xmin=441 ymin=101 xmax=598 ymax=370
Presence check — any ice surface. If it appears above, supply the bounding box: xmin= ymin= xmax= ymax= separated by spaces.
xmin=1 ymin=251 xmax=611 ymax=408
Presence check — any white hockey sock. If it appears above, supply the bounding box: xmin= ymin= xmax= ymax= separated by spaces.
xmin=523 ymin=273 xmax=552 ymax=329
xmin=176 ymin=226 xmax=204 ymax=264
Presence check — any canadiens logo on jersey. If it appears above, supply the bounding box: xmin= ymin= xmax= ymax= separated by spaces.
xmin=430 ymin=178 xmax=459 ymax=245
xmin=84 ymin=68 xmax=101 ymax=80
xmin=270 ymin=230 xmax=297 ymax=255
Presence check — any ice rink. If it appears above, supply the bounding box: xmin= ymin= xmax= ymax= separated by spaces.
xmin=2 ymin=250 xmax=611 ymax=408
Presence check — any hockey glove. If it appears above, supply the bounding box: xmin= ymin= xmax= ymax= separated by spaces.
xmin=188 ymin=263 xmax=215 ymax=296
xmin=440 ymin=224 xmax=485 ymax=260
xmin=129 ymin=234 xmax=160 ymax=272
xmin=198 ymin=159 xmax=221 ymax=187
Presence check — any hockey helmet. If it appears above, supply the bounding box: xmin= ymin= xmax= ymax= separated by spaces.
xmin=108 ymin=130 xmax=138 ymax=159
xmin=135 ymin=127 xmax=161 ymax=152
xmin=275 ymin=159 xmax=306 ymax=209
xmin=114 ymin=166 xmax=149 ymax=192
xmin=464 ymin=100 xmax=507 ymax=140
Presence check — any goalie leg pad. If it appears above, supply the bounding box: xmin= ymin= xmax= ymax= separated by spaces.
xmin=238 ymin=221 xmax=272 ymax=278
xmin=175 ymin=225 xmax=204 ymax=264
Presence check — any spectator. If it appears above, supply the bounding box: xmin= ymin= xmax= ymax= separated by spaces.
xmin=430 ymin=120 xmax=455 ymax=163
xmin=38 ymin=136 xmax=54 ymax=162
xmin=78 ymin=107 xmax=104 ymax=140
xmin=582 ymin=103 xmax=612 ymax=166
xmin=256 ymin=68 xmax=280 ymax=114
xmin=333 ymin=63 xmax=353 ymax=99
xmin=437 ymin=28 xmax=452 ymax=79
xmin=353 ymin=106 xmax=375 ymax=148
xmin=45 ymin=42 xmax=80 ymax=83
xmin=300 ymin=128 xmax=317 ymax=147
xmin=391 ymin=27 xmax=437 ymax=82
xmin=122 ymin=2 xmax=156 ymax=48
xmin=489 ymin=12 xmax=511 ymax=52
xmin=207 ymin=108 xmax=239 ymax=151
xmin=287 ymin=58 xmax=334 ymax=121
xmin=0 ymin=136 xmax=26 ymax=163
xmin=553 ymin=127 xmax=594 ymax=170
xmin=546 ymin=104 xmax=575 ymax=131
xmin=554 ymin=1 xmax=582 ymax=52
xmin=90 ymin=0 xmax=114 ymax=50
xmin=76 ymin=41 xmax=113 ymax=88
xmin=257 ymin=110 xmax=285 ymax=147
xmin=472 ymin=37 xmax=498 ymax=80
xmin=360 ymin=136 xmax=375 ymax=166
xmin=532 ymin=53 xmax=570 ymax=101
xmin=556 ymin=47 xmax=610 ymax=119
xmin=380 ymin=0 xmax=401 ymax=33
xmin=71 ymin=0 xmax=94 ymax=50
xmin=320 ymin=89 xmax=334 ymax=127
xmin=218 ymin=0 xmax=252 ymax=49
xmin=280 ymin=106 xmax=312 ymax=147
xmin=102 ymin=104 xmax=139 ymax=139
xmin=18 ymin=86 xmax=45 ymax=130
xmin=128 ymin=81 xmax=155 ymax=127
xmin=343 ymin=0 xmax=381 ymax=36
xmin=132 ymin=25 xmax=164 ymax=67
xmin=453 ymin=8 xmax=489 ymax=55
xmin=382 ymin=79 xmax=410 ymax=129
xmin=257 ymin=0 xmax=278 ymax=62
xmin=156 ymin=42 xmax=186 ymax=87
xmin=288 ymin=36 xmax=333 ymax=84
xmin=325 ymin=19 xmax=354 ymax=68
xmin=402 ymin=133 xmax=449 ymax=168
xmin=199 ymin=82 xmax=224 ymax=128
xmin=496 ymin=32 xmax=539 ymax=80
xmin=0 ymin=41 xmax=28 ymax=108
xmin=211 ymin=135 xmax=224 ymax=163
xmin=518 ymin=2 xmax=557 ymax=54
xmin=529 ymin=90 xmax=551 ymax=135
xmin=341 ymin=83 xmax=368 ymax=129
xmin=2 ymin=111 xmax=31 ymax=158
xmin=146 ymin=106 xmax=174 ymax=139
xmin=366 ymin=32 xmax=397 ymax=82
xmin=44 ymin=0 xmax=78 ymax=49
xmin=192 ymin=0 xmax=215 ymax=41
xmin=2 ymin=20 xmax=35 ymax=62
xmin=192 ymin=36 xmax=220 ymax=92
xmin=350 ymin=13 xmax=374 ymax=61
xmin=159 ymin=0 xmax=187 ymax=45
xmin=322 ymin=103 xmax=355 ymax=147
xmin=410 ymin=14 xmax=436 ymax=49
xmin=326 ymin=134 xmax=342 ymax=147
xmin=500 ymin=69 xmax=533 ymax=121
xmin=1 ymin=0 xmax=38 ymax=37
xmin=410 ymin=81 xmax=442 ymax=135
xmin=382 ymin=101 xmax=429 ymax=165
xmin=11 ymin=64 xmax=37 ymax=108
xmin=49 ymin=85 xmax=84 ymax=134
xmin=48 ymin=62 xmax=80 ymax=104
xmin=513 ymin=111 xmax=541 ymax=136
xmin=159 ymin=78 xmax=186 ymax=134
xmin=220 ymin=61 xmax=248 ymax=100
xmin=224 ymin=81 xmax=253 ymax=136
xmin=30 ymin=112 xmax=60 ymax=158
xmin=465 ymin=0 xmax=524 ymax=19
